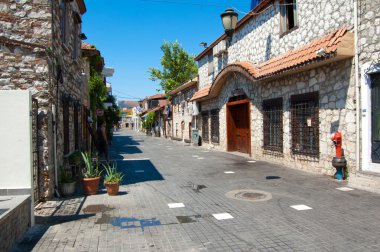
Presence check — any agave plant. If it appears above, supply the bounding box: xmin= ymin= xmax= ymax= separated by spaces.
xmin=81 ymin=152 xmax=102 ymax=178
xmin=103 ymin=163 xmax=124 ymax=184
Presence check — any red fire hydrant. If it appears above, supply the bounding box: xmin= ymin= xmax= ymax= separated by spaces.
xmin=331 ymin=131 xmax=347 ymax=180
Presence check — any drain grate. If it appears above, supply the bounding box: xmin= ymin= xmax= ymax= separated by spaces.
xmin=226 ymin=189 xmax=272 ymax=202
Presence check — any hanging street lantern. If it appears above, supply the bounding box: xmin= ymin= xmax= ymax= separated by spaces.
xmin=220 ymin=8 xmax=238 ymax=43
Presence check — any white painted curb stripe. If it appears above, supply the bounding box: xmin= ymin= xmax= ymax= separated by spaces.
xmin=212 ymin=213 xmax=234 ymax=220
xmin=290 ymin=205 xmax=312 ymax=211
xmin=336 ymin=187 xmax=354 ymax=191
xmin=168 ymin=203 xmax=185 ymax=208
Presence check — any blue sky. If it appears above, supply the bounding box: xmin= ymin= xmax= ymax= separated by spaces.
xmin=82 ymin=0 xmax=251 ymax=101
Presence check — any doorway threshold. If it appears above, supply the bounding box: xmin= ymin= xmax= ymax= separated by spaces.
xmin=228 ymin=151 xmax=251 ymax=159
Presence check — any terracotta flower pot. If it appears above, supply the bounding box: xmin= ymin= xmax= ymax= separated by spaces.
xmin=105 ymin=182 xmax=120 ymax=196
xmin=82 ymin=177 xmax=100 ymax=195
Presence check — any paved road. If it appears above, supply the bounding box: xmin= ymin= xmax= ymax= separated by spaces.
xmin=14 ymin=128 xmax=380 ymax=251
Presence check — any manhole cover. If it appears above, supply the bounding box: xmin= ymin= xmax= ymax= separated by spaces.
xmin=225 ymin=190 xmax=272 ymax=202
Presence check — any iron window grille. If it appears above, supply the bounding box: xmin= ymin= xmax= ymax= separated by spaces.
xmin=210 ymin=109 xmax=220 ymax=144
xmin=202 ymin=111 xmax=210 ymax=142
xmin=263 ymin=98 xmax=283 ymax=152
xmin=290 ymin=92 xmax=319 ymax=157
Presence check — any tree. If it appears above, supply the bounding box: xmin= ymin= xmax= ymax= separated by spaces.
xmin=149 ymin=41 xmax=198 ymax=93
xmin=89 ymin=72 xmax=107 ymax=113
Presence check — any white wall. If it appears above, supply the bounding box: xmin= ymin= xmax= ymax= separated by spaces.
xmin=0 ymin=90 xmax=33 ymax=191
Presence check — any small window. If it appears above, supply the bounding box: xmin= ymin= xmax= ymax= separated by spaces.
xmin=72 ymin=20 xmax=79 ymax=60
xmin=60 ymin=1 xmax=70 ymax=45
xmin=208 ymin=53 xmax=214 ymax=75
xmin=210 ymin=109 xmax=219 ymax=144
xmin=202 ymin=111 xmax=209 ymax=142
xmin=280 ymin=0 xmax=298 ymax=35
xmin=263 ymin=98 xmax=283 ymax=152
xmin=290 ymin=92 xmax=319 ymax=156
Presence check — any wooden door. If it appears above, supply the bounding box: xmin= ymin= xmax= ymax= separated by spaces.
xmin=227 ymin=101 xmax=250 ymax=154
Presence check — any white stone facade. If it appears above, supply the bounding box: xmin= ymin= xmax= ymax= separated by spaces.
xmin=196 ymin=0 xmax=358 ymax=176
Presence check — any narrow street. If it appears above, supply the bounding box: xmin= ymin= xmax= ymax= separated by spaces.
xmin=15 ymin=128 xmax=380 ymax=252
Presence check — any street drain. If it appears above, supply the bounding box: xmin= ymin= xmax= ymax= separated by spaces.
xmin=82 ymin=204 xmax=114 ymax=214
xmin=176 ymin=215 xmax=202 ymax=224
xmin=225 ymin=190 xmax=272 ymax=202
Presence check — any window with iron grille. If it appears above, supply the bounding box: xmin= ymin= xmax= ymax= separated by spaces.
xmin=263 ymin=98 xmax=283 ymax=152
xmin=63 ymin=101 xmax=70 ymax=154
xmin=290 ymin=92 xmax=319 ymax=156
xmin=202 ymin=111 xmax=209 ymax=142
xmin=210 ymin=109 xmax=219 ymax=144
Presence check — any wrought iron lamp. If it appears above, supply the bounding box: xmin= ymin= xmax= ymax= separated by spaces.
xmin=220 ymin=8 xmax=238 ymax=44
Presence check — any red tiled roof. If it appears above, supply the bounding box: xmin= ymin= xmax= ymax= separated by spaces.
xmin=147 ymin=93 xmax=166 ymax=100
xmin=81 ymin=42 xmax=96 ymax=50
xmin=256 ymin=27 xmax=350 ymax=78
xmin=190 ymin=85 xmax=211 ymax=101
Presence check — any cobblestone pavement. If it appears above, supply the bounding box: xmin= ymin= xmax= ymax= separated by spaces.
xmin=14 ymin=129 xmax=380 ymax=251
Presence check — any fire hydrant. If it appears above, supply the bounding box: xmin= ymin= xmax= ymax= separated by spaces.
xmin=331 ymin=131 xmax=347 ymax=180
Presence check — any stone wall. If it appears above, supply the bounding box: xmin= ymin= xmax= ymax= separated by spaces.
xmin=358 ymin=0 xmax=380 ymax=64
xmin=201 ymin=59 xmax=356 ymax=175
xmin=171 ymin=86 xmax=197 ymax=141
xmin=198 ymin=0 xmax=355 ymax=89
xmin=0 ymin=0 xmax=87 ymax=199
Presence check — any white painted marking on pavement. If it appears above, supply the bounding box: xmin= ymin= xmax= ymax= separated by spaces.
xmin=192 ymin=155 xmax=199 ymax=158
xmin=247 ymin=160 xmax=256 ymax=163
xmin=290 ymin=205 xmax=312 ymax=211
xmin=168 ymin=203 xmax=185 ymax=208
xmin=197 ymin=157 xmax=204 ymax=160
xmin=202 ymin=151 xmax=209 ymax=153
xmin=224 ymin=171 xmax=235 ymax=174
xmin=212 ymin=213 xmax=234 ymax=220
xmin=336 ymin=187 xmax=354 ymax=191
xmin=121 ymin=158 xmax=150 ymax=161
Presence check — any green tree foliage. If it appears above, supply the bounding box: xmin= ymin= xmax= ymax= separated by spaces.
xmin=143 ymin=111 xmax=156 ymax=130
xmin=89 ymin=72 xmax=107 ymax=112
xmin=149 ymin=41 xmax=198 ymax=93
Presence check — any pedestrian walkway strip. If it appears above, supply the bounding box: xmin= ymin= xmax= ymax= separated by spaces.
xmin=336 ymin=187 xmax=354 ymax=191
xmin=224 ymin=171 xmax=235 ymax=174
xmin=290 ymin=205 xmax=312 ymax=211
xmin=168 ymin=203 xmax=185 ymax=208
xmin=212 ymin=213 xmax=234 ymax=220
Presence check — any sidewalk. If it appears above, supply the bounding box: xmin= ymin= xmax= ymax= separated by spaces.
xmin=13 ymin=128 xmax=380 ymax=251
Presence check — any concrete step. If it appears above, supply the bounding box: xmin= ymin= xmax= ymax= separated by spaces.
xmin=348 ymin=171 xmax=380 ymax=194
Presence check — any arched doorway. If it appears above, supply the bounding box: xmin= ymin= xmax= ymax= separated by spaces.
xmin=226 ymin=90 xmax=251 ymax=155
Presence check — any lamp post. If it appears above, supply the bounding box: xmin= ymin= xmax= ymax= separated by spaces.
xmin=220 ymin=8 xmax=238 ymax=44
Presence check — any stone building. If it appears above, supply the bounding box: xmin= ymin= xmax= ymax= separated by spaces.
xmin=192 ymin=0 xmax=356 ymax=177
xmin=0 ymin=0 xmax=88 ymax=200
xmin=349 ymin=0 xmax=380 ymax=192
xmin=140 ymin=94 xmax=168 ymax=136
xmin=168 ymin=77 xmax=198 ymax=142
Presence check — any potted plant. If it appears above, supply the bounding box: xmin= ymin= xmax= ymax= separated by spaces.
xmin=60 ymin=167 xmax=76 ymax=196
xmin=103 ymin=163 xmax=124 ymax=196
xmin=81 ymin=152 xmax=102 ymax=195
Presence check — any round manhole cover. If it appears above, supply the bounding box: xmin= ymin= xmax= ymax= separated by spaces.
xmin=225 ymin=190 xmax=272 ymax=202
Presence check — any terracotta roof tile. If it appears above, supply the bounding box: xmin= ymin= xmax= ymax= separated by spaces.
xmin=190 ymin=85 xmax=211 ymax=101
xmin=81 ymin=42 xmax=96 ymax=50
xmin=147 ymin=93 xmax=166 ymax=100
